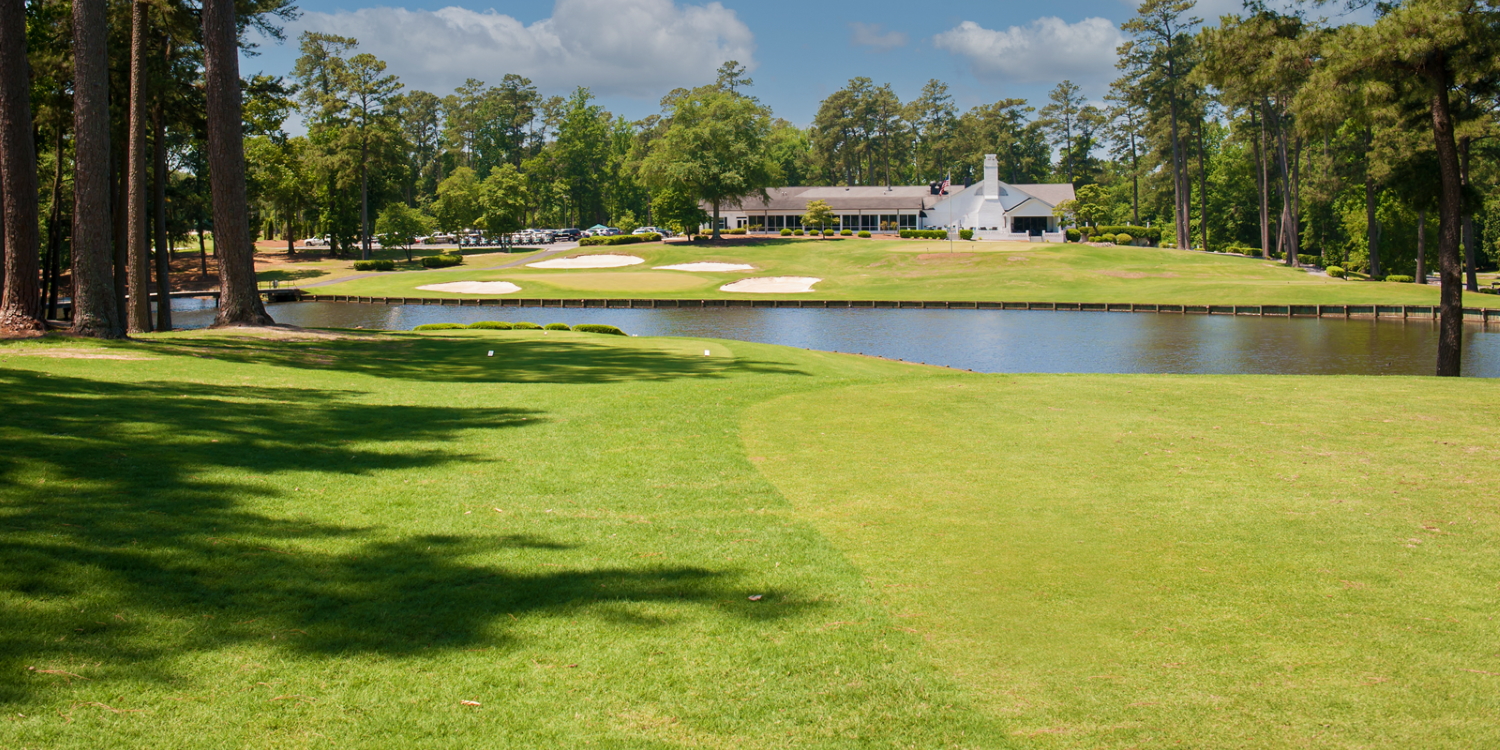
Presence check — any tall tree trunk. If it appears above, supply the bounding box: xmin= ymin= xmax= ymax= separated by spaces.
xmin=0 ymin=0 xmax=45 ymax=333
xmin=45 ymin=123 xmax=63 ymax=320
xmin=1256 ymin=106 xmax=1271 ymax=255
xmin=70 ymin=0 xmax=123 ymax=337
xmin=1425 ymin=60 xmax=1463 ymax=377
xmin=112 ymin=142 xmax=128 ymax=325
xmin=1416 ymin=209 xmax=1427 ymax=284
xmin=197 ymin=220 xmax=207 ymax=278
xmin=1197 ymin=120 xmax=1208 ymax=252
xmin=1273 ymin=111 xmax=1297 ymax=267
xmin=1364 ymin=128 xmax=1381 ymax=278
xmin=360 ymin=137 xmax=370 ymax=260
xmin=1459 ymin=140 xmax=1477 ymax=292
xmin=201 ymin=0 xmax=272 ymax=326
xmin=153 ymin=99 xmax=172 ymax=331
xmin=1167 ymin=101 xmax=1189 ymax=250
xmin=1129 ymin=128 xmax=1140 ymax=226
xmin=125 ymin=0 xmax=151 ymax=332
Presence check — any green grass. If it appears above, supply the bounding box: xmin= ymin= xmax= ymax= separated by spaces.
xmin=254 ymin=247 xmax=547 ymax=288
xmin=2 ymin=331 xmax=1497 ymax=747
xmin=308 ymin=238 xmax=1463 ymax=306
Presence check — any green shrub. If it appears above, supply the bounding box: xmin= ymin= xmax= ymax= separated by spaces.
xmin=573 ymin=324 xmax=626 ymax=336
xmin=543 ymin=323 xmax=571 ymax=331
xmin=858 ymin=230 xmax=871 ymax=238
xmin=512 ymin=321 xmax=541 ymax=330
xmin=1114 ymin=233 xmax=1133 ymax=245
xmin=840 ymin=229 xmax=852 ymax=236
xmin=728 ymin=228 xmax=747 ymax=235
xmin=420 ymin=253 xmax=463 ymax=268
xmin=1099 ymin=233 xmax=1117 ymax=243
xmin=467 ymin=321 xmax=513 ymax=330
xmin=1327 ymin=266 xmax=1346 ymax=278
xmin=1385 ymin=274 xmax=1414 ymax=283
xmin=1066 ymin=228 xmax=1081 ymax=242
xmin=413 ymin=323 xmax=466 ymax=331
xmin=1297 ymin=254 xmax=1321 ymax=266
xmin=903 ymin=229 xmax=948 ymax=240
xmin=1248 ymin=248 xmax=1264 ymax=258
xmin=780 ymin=228 xmax=792 ymax=236
xmin=793 ymin=229 xmax=805 ymax=236
xmin=1091 ymin=225 xmax=1160 ymax=244
xmin=579 ymin=233 xmax=659 ymax=247
xmin=823 ymin=229 xmax=836 ymax=237
xmin=959 ymin=229 xmax=974 ymax=241
xmin=353 ymin=259 xmax=396 ymax=271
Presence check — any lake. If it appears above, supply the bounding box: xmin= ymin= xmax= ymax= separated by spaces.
xmin=168 ymin=298 xmax=1500 ymax=377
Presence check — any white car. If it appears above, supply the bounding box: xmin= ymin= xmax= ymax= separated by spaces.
xmin=632 ymin=226 xmax=672 ymax=237
xmin=301 ymin=236 xmax=329 ymax=248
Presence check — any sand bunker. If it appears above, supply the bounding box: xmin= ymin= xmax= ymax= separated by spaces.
xmin=719 ymin=277 xmax=822 ymax=294
xmin=416 ymin=281 xmax=522 ymax=294
xmin=527 ymin=254 xmax=644 ymax=269
xmin=654 ymin=262 xmax=755 ymax=272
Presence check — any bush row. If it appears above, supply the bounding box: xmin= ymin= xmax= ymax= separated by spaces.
xmin=353 ymin=259 xmax=397 ymax=271
xmin=414 ymin=321 xmax=628 ymax=335
xmin=420 ymin=253 xmax=463 ymax=268
xmin=1384 ymin=274 xmax=1415 ymax=283
xmin=1080 ymin=225 xmax=1163 ymax=242
xmin=899 ymin=230 xmax=949 ymax=240
xmin=580 ymin=233 xmax=659 ymax=247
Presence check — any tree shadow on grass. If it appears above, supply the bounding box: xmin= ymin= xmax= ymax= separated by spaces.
xmin=136 ymin=332 xmax=810 ymax=384
xmin=0 ymin=367 xmax=790 ymax=704
xmin=256 ymin=269 xmax=330 ymax=283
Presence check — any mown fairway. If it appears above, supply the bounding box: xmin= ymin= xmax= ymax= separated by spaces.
xmin=308 ymin=238 xmax=1456 ymax=306
xmin=2 ymin=330 xmax=1497 ymax=748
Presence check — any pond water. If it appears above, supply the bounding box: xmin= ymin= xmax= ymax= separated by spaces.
xmin=168 ymin=298 xmax=1500 ymax=377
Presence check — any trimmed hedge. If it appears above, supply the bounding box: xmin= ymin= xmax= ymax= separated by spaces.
xmin=580 ymin=233 xmax=659 ymax=247
xmin=1385 ymin=274 xmax=1414 ymax=283
xmin=413 ymin=323 xmax=465 ymax=331
xmin=1297 ymin=254 xmax=1321 ymax=266
xmin=1327 ymin=266 xmax=1346 ymax=278
xmin=899 ymin=229 xmax=949 ymax=240
xmin=1114 ymin=233 xmax=1133 ymax=245
xmin=840 ymin=229 xmax=852 ymax=236
xmin=793 ymin=229 xmax=805 ymax=236
xmin=959 ymin=229 xmax=974 ymax=241
xmin=573 ymin=324 xmax=626 ymax=336
xmin=1083 ymin=225 xmax=1162 ymax=243
xmin=420 ymin=253 xmax=463 ymax=268
xmin=543 ymin=323 xmax=571 ymax=331
xmin=780 ymin=228 xmax=792 ymax=236
xmin=353 ymin=259 xmax=396 ymax=271
xmin=728 ymin=228 xmax=747 ymax=235
xmin=1099 ymin=233 xmax=1117 ymax=243
xmin=467 ymin=321 xmax=513 ymax=330
xmin=512 ymin=321 xmax=541 ymax=330
xmin=1066 ymin=228 xmax=1082 ymax=242
xmin=823 ymin=230 xmax=836 ymax=237
xmin=858 ymin=230 xmax=871 ymax=238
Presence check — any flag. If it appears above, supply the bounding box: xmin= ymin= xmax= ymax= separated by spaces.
xmin=940 ymin=178 xmax=950 ymax=195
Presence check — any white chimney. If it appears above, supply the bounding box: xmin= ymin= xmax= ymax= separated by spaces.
xmin=984 ymin=154 xmax=999 ymax=199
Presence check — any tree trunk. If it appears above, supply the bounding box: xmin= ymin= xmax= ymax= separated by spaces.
xmin=112 ymin=141 xmax=128 ymax=326
xmin=201 ymin=0 xmax=272 ymax=326
xmin=1197 ymin=120 xmax=1208 ymax=253
xmin=153 ymin=99 xmax=172 ymax=331
xmin=1273 ymin=109 xmax=1297 ymax=267
xmin=0 ymin=0 xmax=45 ymax=333
xmin=360 ymin=137 xmax=370 ymax=260
xmin=711 ymin=201 xmax=721 ymax=240
xmin=1167 ymin=101 xmax=1189 ymax=250
xmin=197 ymin=222 xmax=207 ymax=278
xmin=1459 ymin=138 xmax=1477 ymax=292
xmin=45 ymin=123 xmax=63 ymax=320
xmin=125 ymin=0 xmax=151 ymax=333
xmin=1256 ymin=107 xmax=1271 ymax=256
xmin=1364 ymin=128 xmax=1380 ymax=278
xmin=1416 ymin=209 xmax=1427 ymax=284
xmin=70 ymin=0 xmax=123 ymax=337
xmin=1425 ymin=60 xmax=1463 ymax=377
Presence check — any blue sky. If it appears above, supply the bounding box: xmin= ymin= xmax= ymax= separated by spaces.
xmin=243 ymin=0 xmax=1255 ymax=127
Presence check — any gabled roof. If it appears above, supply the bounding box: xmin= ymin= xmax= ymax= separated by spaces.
xmin=1011 ymin=183 xmax=1076 ymax=206
xmin=717 ymin=186 xmax=941 ymax=212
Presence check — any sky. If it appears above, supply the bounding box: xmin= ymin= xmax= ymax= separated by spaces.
xmin=240 ymin=0 xmax=1336 ymax=129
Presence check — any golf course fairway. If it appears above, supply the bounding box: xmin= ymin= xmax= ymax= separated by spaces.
xmin=2 ymin=329 xmax=1495 ymax=748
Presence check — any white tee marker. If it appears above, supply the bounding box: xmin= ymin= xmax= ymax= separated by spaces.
xmin=704 ymin=349 xmax=711 ymax=357
xmin=487 ymin=351 xmax=494 ymax=357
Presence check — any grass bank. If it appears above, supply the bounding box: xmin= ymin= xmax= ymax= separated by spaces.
xmin=1 ymin=330 xmax=1496 ymax=747
xmin=308 ymin=238 xmax=1456 ymax=306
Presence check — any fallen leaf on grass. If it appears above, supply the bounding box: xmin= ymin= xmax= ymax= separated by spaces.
xmin=747 ymin=595 xmax=763 ymax=601
xmin=461 ymin=700 xmax=482 ymax=707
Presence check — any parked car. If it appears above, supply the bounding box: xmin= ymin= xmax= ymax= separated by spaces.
xmin=632 ymin=226 xmax=673 ymax=237
xmin=301 ymin=236 xmax=329 ymax=248
xmin=554 ymin=228 xmax=582 ymax=241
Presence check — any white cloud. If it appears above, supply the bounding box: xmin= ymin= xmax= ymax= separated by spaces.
xmin=294 ymin=0 xmax=754 ymax=98
xmin=932 ymin=18 xmax=1125 ymax=88
xmin=849 ymin=22 xmax=908 ymax=52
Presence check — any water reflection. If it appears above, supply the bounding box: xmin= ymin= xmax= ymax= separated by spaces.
xmin=169 ymin=299 xmax=1500 ymax=377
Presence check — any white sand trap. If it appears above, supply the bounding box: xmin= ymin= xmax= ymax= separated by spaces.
xmin=527 ymin=254 xmax=645 ymax=269
xmin=719 ymin=276 xmax=822 ymax=294
xmin=416 ymin=281 xmax=522 ymax=295
xmin=654 ymin=262 xmax=755 ymax=273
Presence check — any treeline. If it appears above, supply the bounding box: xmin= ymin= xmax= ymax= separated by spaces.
xmin=0 ymin=0 xmax=1496 ymax=373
